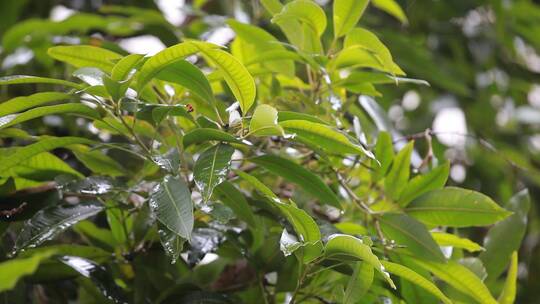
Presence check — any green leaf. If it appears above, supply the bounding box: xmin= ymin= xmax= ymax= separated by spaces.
xmin=272 ymin=0 xmax=327 ymax=37
xmin=333 ymin=0 xmax=369 ymax=38
xmin=0 ymin=103 xmax=101 ymax=130
xmin=480 ymin=189 xmax=530 ymax=280
xmin=278 ymin=111 xmax=328 ymax=125
xmin=372 ymin=131 xmax=394 ymax=181
xmin=381 ymin=260 xmax=452 ymax=304
xmin=0 ymin=136 xmax=95 ymax=173
xmin=0 ymin=92 xmax=72 ymax=117
xmin=156 ymin=59 xmax=214 ymax=103
xmin=372 ymin=0 xmax=408 ymax=23
xmin=409 ymin=258 xmax=498 ymax=304
xmin=48 ymin=45 xmax=122 ymax=72
xmin=111 ymin=54 xmax=144 ymax=82
xmin=406 ymin=187 xmax=512 ymax=227
xmin=193 ymin=42 xmax=256 ymax=113
xmin=193 ymin=144 xmax=235 ymax=202
xmin=214 ymin=181 xmax=257 ymax=228
xmin=379 ymin=213 xmax=446 ymax=263
xmin=158 ymin=222 xmax=186 ymax=264
xmin=498 ymin=251 xmax=518 ymax=304
xmin=324 ymin=234 xmax=395 ymax=288
xmin=0 ymin=75 xmax=83 ymax=89
xmin=384 ymin=141 xmax=413 ymax=201
xmin=250 ymin=154 xmax=341 ymax=209
xmin=431 ymin=232 xmax=484 ymax=252
xmin=344 ymin=261 xmax=373 ymax=304
xmin=233 ymin=169 xmax=278 ymax=200
xmin=398 ymin=162 xmax=450 ymax=207
xmin=0 ymin=250 xmax=56 ymax=292
xmin=260 ymin=0 xmax=305 ymax=51
xmin=14 ymin=202 xmax=104 ymax=252
xmin=279 ymin=119 xmax=374 ymax=158
xmin=249 ymin=104 xmax=284 ymax=136
xmin=277 ymin=202 xmax=322 ymax=263
xmin=70 ymin=145 xmax=125 ymax=177
xmin=149 ymin=175 xmax=193 ymax=240
xmin=183 ymin=128 xmax=244 ymax=147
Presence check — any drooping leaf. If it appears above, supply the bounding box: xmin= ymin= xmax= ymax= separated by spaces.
xmin=372 ymin=0 xmax=408 ymax=23
xmin=379 ymin=213 xmax=446 ymax=263
xmin=344 ymin=261 xmax=373 ymax=304
xmin=250 ymin=154 xmax=341 ymax=209
xmin=0 ymin=92 xmax=72 ymax=117
xmin=156 ymin=59 xmax=214 ymax=103
xmin=498 ymin=251 xmax=518 ymax=304
xmin=324 ymin=234 xmax=395 ymax=288
xmin=384 ymin=141 xmax=413 ymax=201
xmin=149 ymin=175 xmax=193 ymax=240
xmin=0 ymin=75 xmax=83 ymax=89
xmin=398 ymin=162 xmax=450 ymax=207
xmin=279 ymin=120 xmax=374 ymax=158
xmin=381 ymin=260 xmax=452 ymax=304
xmin=249 ymin=104 xmax=284 ymax=136
xmin=14 ymin=202 xmax=104 ymax=252
xmin=0 ymin=103 xmax=101 ymax=130
xmin=408 ymin=258 xmax=498 ymax=304
xmin=406 ymin=187 xmax=512 ymax=227
xmin=158 ymin=222 xmax=186 ymax=264
xmin=333 ymin=0 xmax=369 ymax=38
xmin=193 ymin=144 xmax=235 ymax=202
xmin=48 ymin=45 xmax=122 ymax=72
xmin=431 ymin=232 xmax=484 ymax=252
xmin=183 ymin=128 xmax=244 ymax=147
xmin=0 ymin=250 xmax=56 ymax=292
xmin=214 ymin=181 xmax=257 ymax=228
xmin=480 ymin=189 xmax=529 ymax=280
xmin=0 ymin=136 xmax=94 ymax=173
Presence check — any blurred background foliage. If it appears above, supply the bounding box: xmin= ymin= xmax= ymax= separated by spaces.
xmin=1 ymin=0 xmax=540 ymax=302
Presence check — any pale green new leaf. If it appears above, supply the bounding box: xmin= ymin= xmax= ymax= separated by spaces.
xmin=149 ymin=175 xmax=193 ymax=240
xmin=48 ymin=45 xmax=122 ymax=71
xmin=372 ymin=0 xmax=408 ymax=23
xmin=0 ymin=250 xmax=56 ymax=292
xmin=272 ymin=0 xmax=327 ymax=37
xmin=384 ymin=141 xmax=413 ymax=201
xmin=0 ymin=103 xmax=101 ymax=130
xmin=333 ymin=0 xmax=369 ymax=38
xmin=406 ymin=187 xmax=512 ymax=227
xmin=498 ymin=251 xmax=518 ymax=304
xmin=0 ymin=92 xmax=72 ymax=117
xmin=111 ymin=54 xmax=144 ymax=81
xmin=249 ymin=104 xmax=284 ymax=136
xmin=0 ymin=75 xmax=83 ymax=89
xmin=278 ymin=202 xmax=322 ymax=263
xmin=193 ymin=144 xmax=235 ymax=202
xmin=0 ymin=136 xmax=95 ymax=172
xmin=409 ymin=258 xmax=498 ymax=304
xmin=381 ymin=260 xmax=452 ymax=304
xmin=279 ymin=119 xmax=374 ymax=158
xmin=431 ymin=232 xmax=484 ymax=252
xmin=324 ymin=234 xmax=395 ymax=289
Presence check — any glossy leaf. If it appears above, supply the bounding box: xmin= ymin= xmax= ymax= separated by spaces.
xmin=379 ymin=213 xmax=446 ymax=262
xmin=398 ymin=162 xmax=450 ymax=207
xmin=0 ymin=92 xmax=72 ymax=117
xmin=158 ymin=222 xmax=186 ymax=264
xmin=406 ymin=187 xmax=512 ymax=227
xmin=278 ymin=202 xmax=322 ymax=263
xmin=324 ymin=234 xmax=395 ymax=288
xmin=14 ymin=202 xmax=104 ymax=252
xmin=149 ymin=175 xmax=193 ymax=240
xmin=0 ymin=250 xmax=56 ymax=292
xmin=384 ymin=141 xmax=413 ymax=201
xmin=48 ymin=45 xmax=122 ymax=71
xmin=193 ymin=144 xmax=235 ymax=202
xmin=333 ymin=0 xmax=369 ymax=38
xmin=279 ymin=119 xmax=374 ymax=158
xmin=183 ymin=128 xmax=244 ymax=147
xmin=250 ymin=154 xmax=341 ymax=209
xmin=381 ymin=260 xmax=452 ymax=304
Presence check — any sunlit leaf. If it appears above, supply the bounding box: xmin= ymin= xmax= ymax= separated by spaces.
xmin=0 ymin=92 xmax=72 ymax=117
xmin=249 ymin=104 xmax=284 ymax=136
xmin=431 ymin=232 xmax=484 ymax=252
xmin=498 ymin=251 xmax=518 ymax=304
xmin=48 ymin=45 xmax=122 ymax=72
xmin=333 ymin=0 xmax=369 ymax=38
xmin=0 ymin=250 xmax=56 ymax=292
